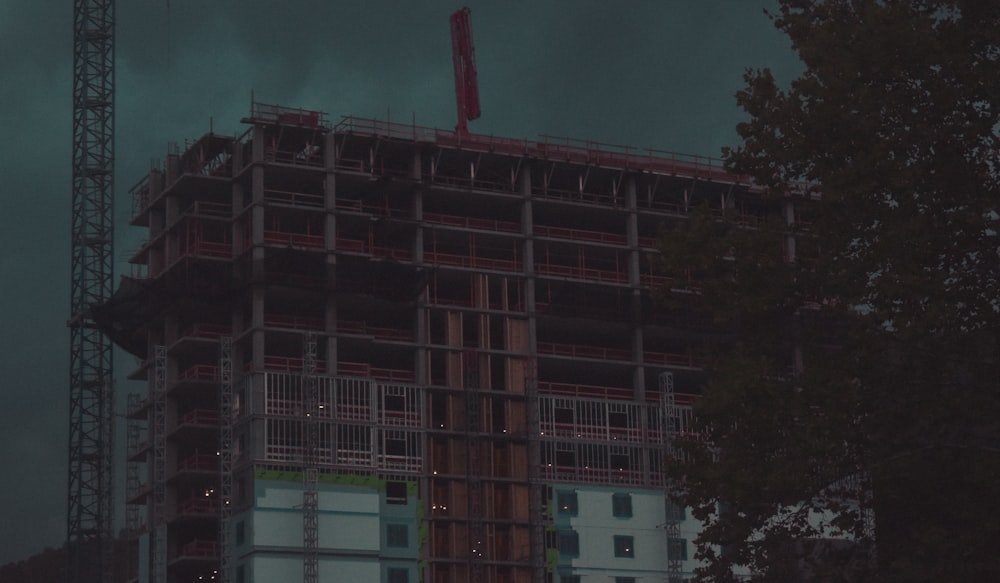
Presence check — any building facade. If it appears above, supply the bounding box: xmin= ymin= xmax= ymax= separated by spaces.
xmin=117 ymin=101 xmax=766 ymax=583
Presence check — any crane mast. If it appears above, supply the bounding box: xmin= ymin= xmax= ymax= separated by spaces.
xmin=68 ymin=1 xmax=116 ymax=582
xmin=450 ymin=7 xmax=481 ymax=136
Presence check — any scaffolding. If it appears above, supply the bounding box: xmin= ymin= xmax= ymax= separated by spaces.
xmin=67 ymin=1 xmax=115 ymax=581
xmin=262 ymin=373 xmax=424 ymax=472
xmin=537 ymin=395 xmax=672 ymax=488
xmin=662 ymin=371 xmax=682 ymax=583
xmin=302 ymin=332 xmax=320 ymax=583
xmin=464 ymin=349 xmax=484 ymax=582
xmin=125 ymin=393 xmax=142 ymax=537
xmin=152 ymin=345 xmax=167 ymax=583
xmin=525 ymin=358 xmax=546 ymax=583
xmin=218 ymin=337 xmax=233 ymax=583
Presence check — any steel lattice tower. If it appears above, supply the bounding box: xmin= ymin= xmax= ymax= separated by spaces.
xmin=219 ymin=338 xmax=235 ymax=583
xmin=67 ymin=1 xmax=115 ymax=583
xmin=301 ymin=332 xmax=320 ymax=583
xmin=661 ymin=372 xmax=683 ymax=583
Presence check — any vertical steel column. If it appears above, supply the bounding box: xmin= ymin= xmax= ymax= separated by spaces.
xmin=661 ymin=371 xmax=683 ymax=583
xmin=526 ymin=357 xmax=546 ymax=583
xmin=219 ymin=337 xmax=234 ymax=583
xmin=520 ymin=164 xmax=546 ymax=583
xmin=67 ymin=1 xmax=115 ymax=582
xmin=125 ymin=392 xmax=141 ymax=581
xmin=463 ymin=349 xmax=484 ymax=583
xmin=152 ymin=346 xmax=167 ymax=583
xmin=125 ymin=393 xmax=141 ymax=537
xmin=302 ymin=332 xmax=319 ymax=583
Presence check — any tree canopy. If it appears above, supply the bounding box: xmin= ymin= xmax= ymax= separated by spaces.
xmin=656 ymin=1 xmax=1000 ymax=581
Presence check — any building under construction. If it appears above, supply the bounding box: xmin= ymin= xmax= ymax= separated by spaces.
xmin=110 ymin=100 xmax=768 ymax=583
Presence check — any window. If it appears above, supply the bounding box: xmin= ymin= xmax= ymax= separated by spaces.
xmin=668 ymin=537 xmax=688 ymax=561
xmin=561 ymin=576 xmax=581 ymax=583
xmin=557 ymin=530 xmax=579 ymax=556
xmin=235 ymin=520 xmax=245 ymax=545
xmin=610 ymin=451 xmax=631 ymax=470
xmin=386 ymin=481 xmax=408 ymax=505
xmin=386 ymin=524 xmax=408 ymax=548
xmin=556 ymin=491 xmax=578 ymax=515
xmin=385 ymin=434 xmax=407 ymax=456
xmin=613 ymin=535 xmax=635 ymax=558
xmin=612 ymin=493 xmax=632 ymax=518
xmin=385 ymin=394 xmax=406 ymax=411
xmin=387 ymin=568 xmax=408 ymax=583
xmin=236 ymin=565 xmax=245 ymax=583
xmin=615 ymin=578 xmax=636 ymax=583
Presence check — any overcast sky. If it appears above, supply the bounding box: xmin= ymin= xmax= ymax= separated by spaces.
xmin=0 ymin=0 xmax=800 ymax=565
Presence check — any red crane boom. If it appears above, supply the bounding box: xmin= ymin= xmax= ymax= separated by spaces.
xmin=450 ymin=7 xmax=481 ymax=136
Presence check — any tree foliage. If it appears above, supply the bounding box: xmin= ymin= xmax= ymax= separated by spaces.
xmin=656 ymin=1 xmax=1000 ymax=581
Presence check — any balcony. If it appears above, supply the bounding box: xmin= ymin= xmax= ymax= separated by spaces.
xmin=170 ymin=540 xmax=219 ymax=566
xmin=174 ymin=453 xmax=218 ymax=476
xmin=176 ymin=497 xmax=220 ymax=518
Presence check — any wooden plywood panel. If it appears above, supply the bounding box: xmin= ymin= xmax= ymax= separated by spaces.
xmin=493 ymin=483 xmax=512 ymax=519
xmin=493 ymin=444 xmax=510 ymax=478
xmin=511 ymin=525 xmax=532 ymax=561
xmin=448 ymin=394 xmax=467 ymax=432
xmin=448 ymin=435 xmax=467 ymax=474
xmin=453 ymin=480 xmax=468 ymax=516
xmin=445 ymin=311 xmax=463 ymax=387
xmin=432 ymin=523 xmax=451 ymax=557
xmin=511 ymin=485 xmax=530 ymax=521
xmin=495 ymin=525 xmax=511 ymax=561
xmin=508 ymin=401 xmax=526 ymax=434
xmin=505 ymin=319 xmax=528 ymax=393
xmin=510 ymin=444 xmax=528 ymax=476
xmin=472 ymin=273 xmax=489 ymax=309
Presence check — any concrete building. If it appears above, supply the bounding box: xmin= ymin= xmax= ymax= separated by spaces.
xmin=111 ymin=101 xmax=766 ymax=583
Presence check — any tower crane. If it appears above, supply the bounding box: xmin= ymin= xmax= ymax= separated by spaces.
xmin=450 ymin=7 xmax=481 ymax=136
xmin=67 ymin=0 xmax=116 ymax=582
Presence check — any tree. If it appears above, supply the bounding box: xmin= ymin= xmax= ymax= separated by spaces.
xmin=656 ymin=1 xmax=1000 ymax=581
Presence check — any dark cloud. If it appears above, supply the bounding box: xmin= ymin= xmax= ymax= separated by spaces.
xmin=0 ymin=0 xmax=798 ymax=564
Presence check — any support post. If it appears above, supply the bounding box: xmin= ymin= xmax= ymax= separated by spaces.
xmin=219 ymin=337 xmax=234 ymax=583
xmin=464 ymin=349 xmax=484 ymax=583
xmin=152 ymin=346 xmax=167 ymax=583
xmin=302 ymin=332 xmax=320 ymax=583
xmin=67 ymin=1 xmax=115 ymax=581
xmin=125 ymin=393 xmax=142 ymax=581
xmin=661 ymin=371 xmax=683 ymax=583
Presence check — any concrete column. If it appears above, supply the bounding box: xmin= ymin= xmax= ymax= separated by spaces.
xmin=229 ymin=141 xmax=245 ymax=254
xmin=165 ymin=152 xmax=179 ymax=186
xmin=148 ymin=169 xmax=166 ymax=276
xmin=148 ymin=168 xmax=165 ymax=235
xmin=164 ymin=190 xmax=179 ymax=266
xmin=519 ymin=162 xmax=546 ymax=583
xmin=250 ymin=130 xmax=267 ymax=281
xmin=625 ymin=176 xmax=645 ymax=400
xmin=521 ymin=166 xmax=535 ymax=327
xmin=227 ymin=141 xmax=247 ymax=372
xmin=324 ymin=131 xmax=338 ymax=373
xmin=411 ymin=149 xmax=428 ymax=384
xmin=250 ymin=128 xmax=267 ymax=374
